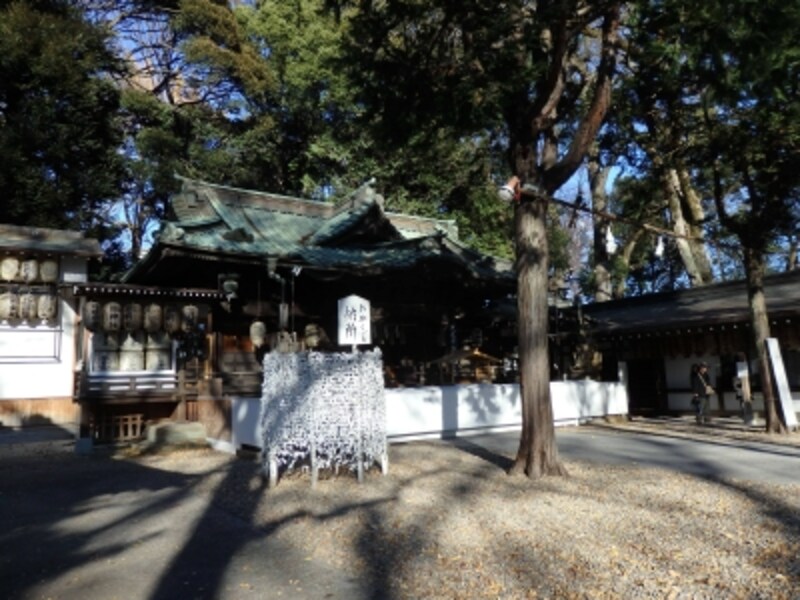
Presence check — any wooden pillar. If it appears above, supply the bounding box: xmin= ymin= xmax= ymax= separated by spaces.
xmin=176 ymin=368 xmax=187 ymax=421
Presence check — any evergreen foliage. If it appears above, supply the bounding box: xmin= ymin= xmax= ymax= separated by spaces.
xmin=0 ymin=1 xmax=124 ymax=230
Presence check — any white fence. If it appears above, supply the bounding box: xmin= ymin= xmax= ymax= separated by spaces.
xmin=220 ymin=378 xmax=629 ymax=454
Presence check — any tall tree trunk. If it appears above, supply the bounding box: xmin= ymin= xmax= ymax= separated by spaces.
xmin=743 ymin=247 xmax=786 ymax=433
xmin=511 ymin=195 xmax=567 ymax=477
xmin=665 ymin=168 xmax=713 ymax=286
xmin=589 ymin=153 xmax=613 ymax=302
xmin=508 ymin=2 xmax=619 ymax=478
xmin=612 ymin=229 xmax=645 ymax=299
xmin=664 ymin=169 xmax=702 ymax=285
xmin=675 ymin=168 xmax=714 ymax=283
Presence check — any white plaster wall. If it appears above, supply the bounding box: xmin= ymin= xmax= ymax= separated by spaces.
xmin=550 ymin=380 xmax=629 ymax=423
xmin=228 ymin=379 xmax=630 ymax=451
xmin=385 ymin=383 xmax=523 ymax=439
xmin=0 ymin=257 xmax=85 ymax=400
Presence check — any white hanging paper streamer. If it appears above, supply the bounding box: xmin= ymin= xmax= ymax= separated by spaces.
xmin=605 ymin=226 xmax=618 ymax=255
xmin=260 ymin=349 xmax=386 ymax=474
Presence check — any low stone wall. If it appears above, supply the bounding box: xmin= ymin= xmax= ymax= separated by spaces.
xmin=224 ymin=379 xmax=629 ymax=453
xmin=385 ymin=380 xmax=629 ymax=441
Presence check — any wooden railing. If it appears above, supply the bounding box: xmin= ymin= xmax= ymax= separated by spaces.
xmin=77 ymin=371 xmax=178 ymax=398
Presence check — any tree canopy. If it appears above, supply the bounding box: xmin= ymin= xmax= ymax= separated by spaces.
xmin=3 ymin=0 xmax=800 ymax=438
xmin=0 ymin=0 xmax=124 ymax=231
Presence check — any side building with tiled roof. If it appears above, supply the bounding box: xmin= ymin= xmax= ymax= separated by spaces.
xmin=580 ymin=270 xmax=800 ymax=420
xmin=0 ymin=224 xmax=102 ymax=432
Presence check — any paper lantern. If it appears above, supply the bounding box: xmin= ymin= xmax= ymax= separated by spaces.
xmin=20 ymin=259 xmax=38 ymax=282
xmin=37 ymin=294 xmax=58 ymax=322
xmin=103 ymin=302 xmax=122 ymax=332
xmin=250 ymin=320 xmax=267 ymax=348
xmin=144 ymin=303 xmax=162 ymax=332
xmin=164 ymin=304 xmax=181 ymax=334
xmin=1 ymin=257 xmax=19 ymax=282
xmin=123 ymin=303 xmax=143 ymax=331
xmin=39 ymin=260 xmax=58 ymax=283
xmin=0 ymin=292 xmax=19 ymax=320
xmin=181 ymin=304 xmax=199 ymax=332
xmin=82 ymin=301 xmax=102 ymax=331
xmin=19 ymin=293 xmax=38 ymax=321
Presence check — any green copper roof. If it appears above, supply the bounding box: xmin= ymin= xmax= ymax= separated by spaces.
xmin=123 ymin=176 xmax=512 ymax=284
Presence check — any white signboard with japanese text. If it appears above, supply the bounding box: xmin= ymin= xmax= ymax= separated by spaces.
xmin=337 ymin=294 xmax=371 ymax=346
xmin=0 ymin=325 xmax=61 ymax=362
xmin=766 ymin=337 xmax=798 ymax=429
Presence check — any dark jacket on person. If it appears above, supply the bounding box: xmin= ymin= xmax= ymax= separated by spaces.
xmin=691 ymin=368 xmax=710 ymax=397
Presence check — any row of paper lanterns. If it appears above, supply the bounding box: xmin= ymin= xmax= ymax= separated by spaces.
xmin=0 ymin=291 xmax=58 ymax=322
xmin=1 ymin=257 xmax=59 ymax=283
xmin=82 ymin=301 xmax=210 ymax=334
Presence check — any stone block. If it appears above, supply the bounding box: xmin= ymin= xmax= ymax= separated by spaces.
xmin=146 ymin=421 xmax=207 ymax=447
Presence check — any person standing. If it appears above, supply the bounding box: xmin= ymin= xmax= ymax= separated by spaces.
xmin=691 ymin=362 xmax=713 ymax=424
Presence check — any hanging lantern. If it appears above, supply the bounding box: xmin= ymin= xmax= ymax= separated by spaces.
xmin=19 ymin=293 xmax=38 ymax=321
xmin=1 ymin=257 xmax=19 ymax=282
xmin=82 ymin=300 xmax=102 ymax=331
xmin=250 ymin=320 xmax=267 ymax=348
xmin=0 ymin=291 xmax=19 ymax=320
xmin=123 ymin=303 xmax=143 ymax=331
xmin=39 ymin=260 xmax=58 ymax=283
xmin=144 ymin=303 xmax=162 ymax=332
xmin=20 ymin=259 xmax=38 ymax=282
xmin=103 ymin=301 xmax=122 ymax=331
xmin=37 ymin=294 xmax=58 ymax=322
xmin=181 ymin=304 xmax=199 ymax=332
xmin=164 ymin=304 xmax=182 ymax=334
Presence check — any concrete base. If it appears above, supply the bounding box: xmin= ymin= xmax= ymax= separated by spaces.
xmin=146 ymin=421 xmax=208 ymax=448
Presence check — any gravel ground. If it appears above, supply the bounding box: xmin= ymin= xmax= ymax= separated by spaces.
xmin=2 ymin=419 xmax=800 ymax=599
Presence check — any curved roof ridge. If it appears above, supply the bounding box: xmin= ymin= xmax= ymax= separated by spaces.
xmin=175 ymin=174 xmax=333 ymax=212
